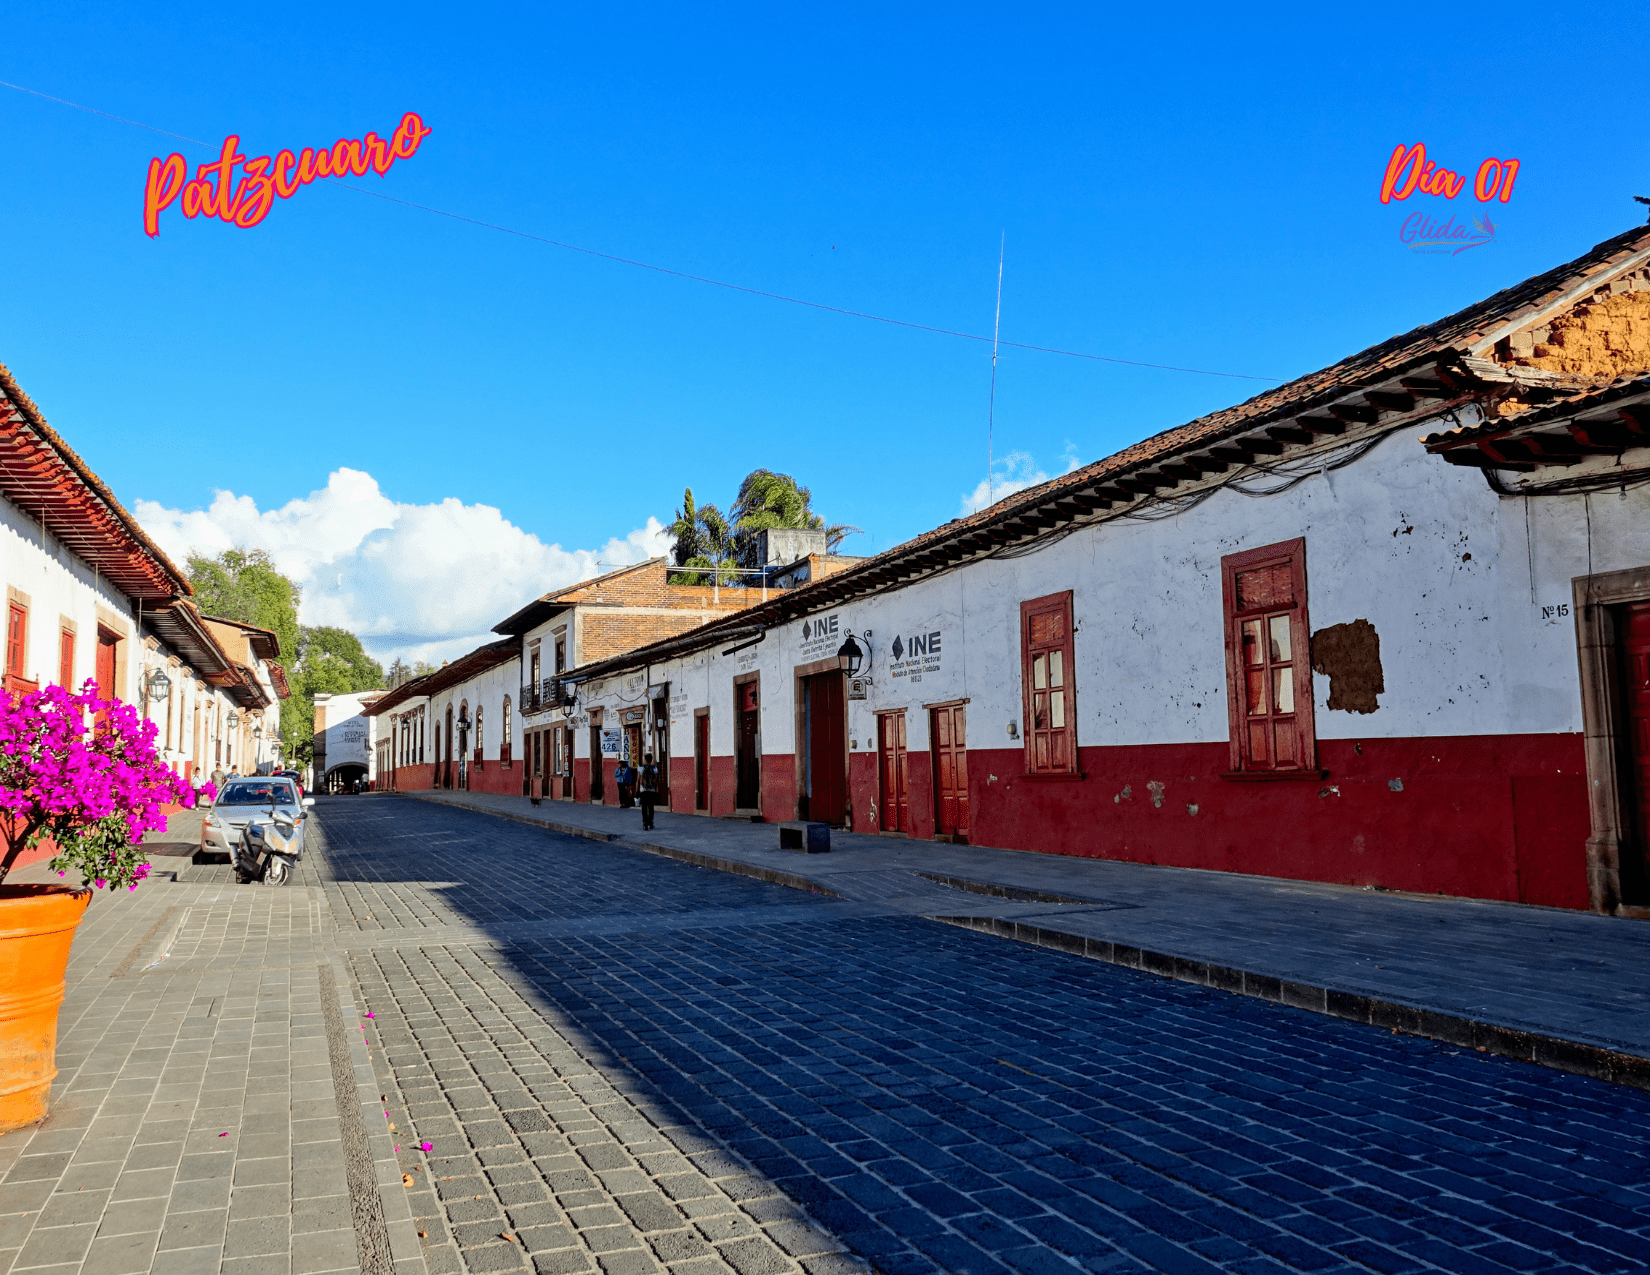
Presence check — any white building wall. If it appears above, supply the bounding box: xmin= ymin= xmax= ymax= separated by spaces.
xmin=576 ymin=425 xmax=1650 ymax=766
xmin=0 ymin=495 xmax=137 ymax=699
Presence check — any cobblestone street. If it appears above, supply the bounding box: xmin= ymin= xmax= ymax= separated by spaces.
xmin=320 ymin=798 xmax=1650 ymax=1275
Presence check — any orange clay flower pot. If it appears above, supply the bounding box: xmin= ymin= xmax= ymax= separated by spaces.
xmin=0 ymin=885 xmax=90 ymax=1133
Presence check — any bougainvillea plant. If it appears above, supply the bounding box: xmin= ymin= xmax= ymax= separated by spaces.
xmin=0 ymin=681 xmax=214 ymax=891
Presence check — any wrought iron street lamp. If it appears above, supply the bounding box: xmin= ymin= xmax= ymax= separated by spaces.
xmin=227 ymin=709 xmax=240 ymax=729
xmin=836 ymin=633 xmax=865 ymax=677
xmin=145 ymin=667 xmax=172 ymax=703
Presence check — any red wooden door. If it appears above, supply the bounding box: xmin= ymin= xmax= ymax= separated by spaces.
xmin=736 ymin=683 xmax=761 ymax=809
xmin=1625 ymin=603 xmax=1650 ymax=874
xmin=932 ymin=704 xmax=969 ymax=840
xmin=95 ymin=631 xmax=117 ymax=698
xmin=879 ymin=712 xmax=909 ymax=833
xmin=695 ymin=714 xmax=710 ymax=809
xmin=805 ymin=673 xmax=847 ymax=824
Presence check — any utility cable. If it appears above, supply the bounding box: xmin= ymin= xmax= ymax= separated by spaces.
xmin=1 ymin=77 xmax=1282 ymax=383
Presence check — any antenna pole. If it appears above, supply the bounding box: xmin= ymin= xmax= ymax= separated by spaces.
xmin=987 ymin=234 xmax=1004 ymax=508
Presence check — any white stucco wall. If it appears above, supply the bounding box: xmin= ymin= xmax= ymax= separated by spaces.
xmin=572 ymin=423 xmax=1650 ymax=763
xmin=315 ymin=690 xmax=383 ymax=780
xmin=0 ymin=495 xmax=136 ymax=698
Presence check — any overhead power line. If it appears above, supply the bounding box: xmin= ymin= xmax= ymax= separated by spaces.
xmin=1 ymin=78 xmax=1283 ymax=384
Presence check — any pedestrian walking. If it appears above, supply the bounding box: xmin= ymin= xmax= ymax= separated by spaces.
xmin=638 ymin=752 xmax=659 ymax=832
xmin=211 ymin=764 xmax=226 ymax=793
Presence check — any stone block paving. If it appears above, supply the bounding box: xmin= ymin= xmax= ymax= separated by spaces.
xmin=0 ymin=851 xmax=417 ymax=1275
xmin=352 ymin=945 xmax=850 ymax=1275
xmin=316 ymin=802 xmax=823 ymax=933
xmin=314 ymin=798 xmax=1650 ymax=1275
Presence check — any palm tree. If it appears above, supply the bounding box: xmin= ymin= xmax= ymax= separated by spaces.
xmin=730 ymin=470 xmax=860 ymax=571
xmin=667 ymin=488 xmax=736 ymax=585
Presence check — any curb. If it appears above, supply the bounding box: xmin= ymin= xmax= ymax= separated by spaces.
xmin=929 ymin=915 xmax=1650 ymax=1094
xmin=397 ymin=792 xmax=1650 ymax=1093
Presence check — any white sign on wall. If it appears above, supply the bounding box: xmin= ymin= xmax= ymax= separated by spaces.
xmin=798 ymin=614 xmax=842 ymax=663
xmin=889 ymin=629 xmax=943 ymax=685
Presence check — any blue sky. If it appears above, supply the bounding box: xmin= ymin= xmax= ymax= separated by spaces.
xmin=2 ymin=2 xmax=1647 ymax=660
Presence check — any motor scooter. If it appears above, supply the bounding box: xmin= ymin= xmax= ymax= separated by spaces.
xmin=233 ymin=802 xmax=301 ymax=886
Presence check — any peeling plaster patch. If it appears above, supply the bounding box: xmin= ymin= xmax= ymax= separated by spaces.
xmin=1311 ymin=618 xmax=1385 ymax=714
xmin=1146 ymin=781 xmax=1165 ymax=808
xmin=1389 ymin=778 xmax=1404 ymax=792
xmin=1186 ymin=803 xmax=1199 ymax=816
xmin=987 ymin=774 xmax=999 ymax=785
xmin=1114 ymin=785 xmax=1131 ymax=804
xmin=1319 ymin=785 xmax=1341 ymax=798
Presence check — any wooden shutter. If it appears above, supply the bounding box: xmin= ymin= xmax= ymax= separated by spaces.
xmin=58 ymin=630 xmax=74 ymax=689
xmin=1221 ymin=538 xmax=1317 ymax=774
xmin=1020 ymin=591 xmax=1078 ymax=775
xmin=5 ymin=605 xmax=25 ymax=681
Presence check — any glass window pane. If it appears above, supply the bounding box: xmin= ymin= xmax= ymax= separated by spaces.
xmin=1242 ymin=619 xmax=1263 ymax=666
xmin=1275 ymin=669 xmax=1294 ymax=714
xmin=1246 ymin=669 xmax=1266 ymax=715
xmin=1269 ymin=614 xmax=1292 ymax=663
xmin=1033 ymin=654 xmax=1046 ymax=689
xmin=1051 ymin=690 xmax=1065 ymax=728
xmin=1033 ymin=693 xmax=1048 ymax=729
xmin=1048 ymin=650 xmax=1064 ymax=688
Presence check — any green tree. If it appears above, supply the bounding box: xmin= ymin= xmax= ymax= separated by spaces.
xmin=185 ymin=549 xmax=383 ymax=773
xmin=297 ymin=627 xmax=384 ymax=696
xmin=188 ymin=548 xmax=304 ymax=762
xmin=666 ymin=487 xmax=736 ymax=586
xmin=729 ymin=470 xmax=860 ymax=573
xmin=187 ymin=548 xmax=301 ymax=664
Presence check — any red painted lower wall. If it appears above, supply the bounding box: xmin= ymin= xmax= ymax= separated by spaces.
xmin=465 ymin=761 xmax=523 ymax=796
xmin=746 ymin=732 xmax=1591 ymax=910
xmin=978 ymin=735 xmax=1589 ymax=909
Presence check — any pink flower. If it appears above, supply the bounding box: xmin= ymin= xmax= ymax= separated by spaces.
xmin=419 ymin=1141 xmax=432 ymax=1152
xmin=364 ymin=1012 xmax=374 ymax=1019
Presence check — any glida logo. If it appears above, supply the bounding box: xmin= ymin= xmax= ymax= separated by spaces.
xmin=1400 ymin=212 xmax=1497 ymax=256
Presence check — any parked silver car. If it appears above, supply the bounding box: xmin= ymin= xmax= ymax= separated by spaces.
xmin=200 ymin=777 xmax=313 ymax=865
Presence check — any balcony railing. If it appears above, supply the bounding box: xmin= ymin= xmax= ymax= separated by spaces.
xmin=519 ymin=679 xmax=570 ymax=715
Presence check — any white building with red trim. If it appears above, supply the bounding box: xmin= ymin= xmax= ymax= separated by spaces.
xmin=0 ymin=360 xmax=289 ymax=860
xmin=552 ymin=224 xmax=1650 ymax=917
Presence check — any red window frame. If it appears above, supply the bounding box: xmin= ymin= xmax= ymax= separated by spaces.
xmin=5 ymin=604 xmax=25 ymax=682
xmin=1020 ymin=590 xmax=1079 ymax=776
xmin=1221 ymin=538 xmax=1318 ymax=776
xmin=500 ymin=697 xmax=513 ymax=766
xmin=58 ymin=629 xmax=74 ymax=689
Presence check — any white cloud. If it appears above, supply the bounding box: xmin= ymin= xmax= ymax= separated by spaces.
xmin=960 ymin=446 xmax=1082 ymax=515
xmin=133 ymin=469 xmax=673 ymax=667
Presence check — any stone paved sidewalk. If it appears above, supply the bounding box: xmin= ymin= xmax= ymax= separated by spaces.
xmin=0 ymin=848 xmax=416 ymax=1275
xmin=402 ymin=788 xmax=1650 ymax=1079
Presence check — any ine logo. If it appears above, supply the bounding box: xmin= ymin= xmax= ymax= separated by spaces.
xmin=800 ymin=616 xmax=839 ymax=642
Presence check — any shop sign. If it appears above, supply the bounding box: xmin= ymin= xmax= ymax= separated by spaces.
xmin=798 ymin=614 xmax=841 ymax=662
xmin=889 ymin=630 xmax=943 ymax=685
xmin=601 ymin=730 xmax=622 ymax=755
